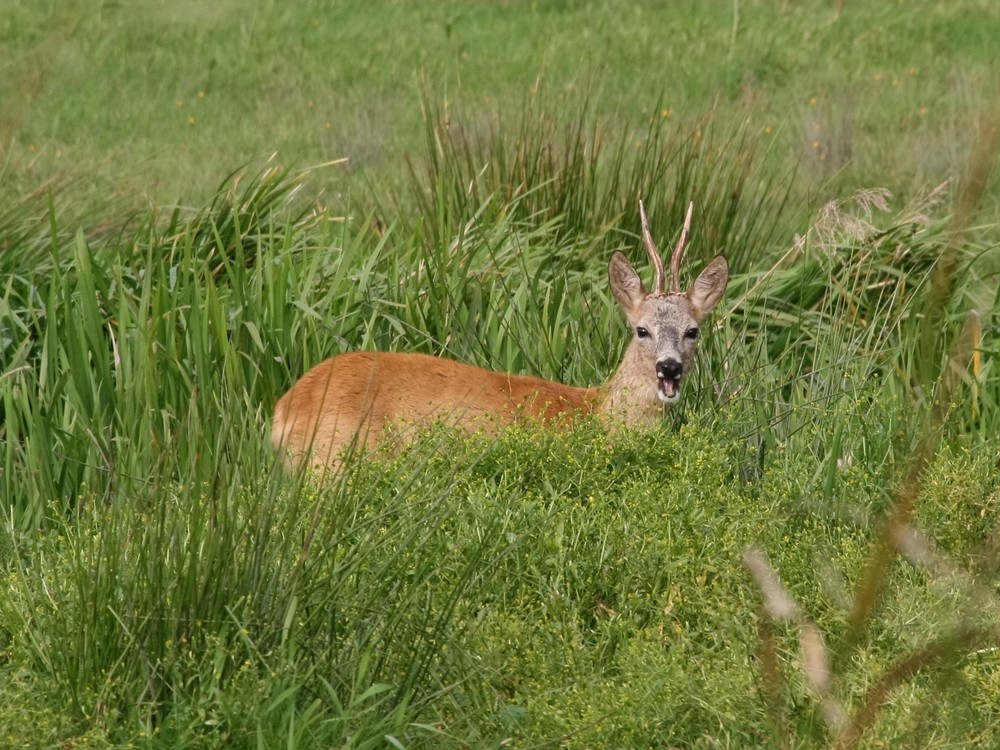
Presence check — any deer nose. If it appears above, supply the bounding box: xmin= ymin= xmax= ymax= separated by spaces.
xmin=656 ymin=359 xmax=683 ymax=381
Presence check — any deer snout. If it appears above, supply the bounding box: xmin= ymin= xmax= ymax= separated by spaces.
xmin=655 ymin=359 xmax=683 ymax=404
xmin=656 ymin=359 xmax=683 ymax=381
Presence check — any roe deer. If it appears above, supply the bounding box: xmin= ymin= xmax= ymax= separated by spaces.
xmin=272 ymin=200 xmax=729 ymax=468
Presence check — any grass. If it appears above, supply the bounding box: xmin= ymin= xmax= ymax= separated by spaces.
xmin=2 ymin=1 xmax=1000 ymax=747
xmin=3 ymin=1 xmax=999 ymax=214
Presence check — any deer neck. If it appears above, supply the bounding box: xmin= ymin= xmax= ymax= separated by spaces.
xmin=596 ymin=343 xmax=663 ymax=427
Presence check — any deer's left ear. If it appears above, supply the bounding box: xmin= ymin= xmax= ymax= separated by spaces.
xmin=688 ymin=255 xmax=729 ymax=319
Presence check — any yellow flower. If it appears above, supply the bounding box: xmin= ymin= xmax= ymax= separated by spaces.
xmin=187 ymin=115 xmax=196 ymax=125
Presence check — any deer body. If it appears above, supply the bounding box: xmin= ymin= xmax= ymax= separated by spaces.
xmin=272 ymin=202 xmax=728 ymax=468
xmin=271 ymin=350 xmax=600 ymax=464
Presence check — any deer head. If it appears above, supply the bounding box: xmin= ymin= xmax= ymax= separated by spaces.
xmin=604 ymin=200 xmax=729 ymax=421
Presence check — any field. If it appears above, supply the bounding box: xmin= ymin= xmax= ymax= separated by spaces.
xmin=2 ymin=0 xmax=1000 ymax=747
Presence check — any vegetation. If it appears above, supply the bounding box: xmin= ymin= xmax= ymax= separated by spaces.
xmin=2 ymin=0 xmax=999 ymax=747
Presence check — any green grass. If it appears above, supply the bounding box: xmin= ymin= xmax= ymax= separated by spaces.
xmin=2 ymin=1 xmax=1000 ymax=747
xmin=3 ymin=1 xmax=999 ymax=214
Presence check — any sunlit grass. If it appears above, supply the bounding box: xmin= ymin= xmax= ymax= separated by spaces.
xmin=2 ymin=0 xmax=1000 ymax=743
xmin=1 ymin=93 xmax=999 ymax=745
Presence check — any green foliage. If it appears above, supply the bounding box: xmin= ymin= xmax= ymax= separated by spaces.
xmin=0 ymin=463 xmax=506 ymax=747
xmin=3 ymin=0 xmax=999 ymax=216
xmin=1 ymin=1 xmax=999 ymax=745
xmin=1 ymin=142 xmax=997 ymax=745
xmin=393 ymin=89 xmax=791 ymax=277
xmin=710 ymin=185 xmax=998 ymax=477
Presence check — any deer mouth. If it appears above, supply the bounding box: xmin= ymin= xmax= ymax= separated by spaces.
xmin=658 ymin=377 xmax=681 ymax=404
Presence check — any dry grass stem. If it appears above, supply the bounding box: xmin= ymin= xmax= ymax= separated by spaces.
xmin=743 ymin=548 xmax=799 ymax=621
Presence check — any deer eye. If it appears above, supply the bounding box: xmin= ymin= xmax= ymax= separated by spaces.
xmin=685 ymin=327 xmax=700 ymax=340
xmin=636 ymin=327 xmax=650 ymax=339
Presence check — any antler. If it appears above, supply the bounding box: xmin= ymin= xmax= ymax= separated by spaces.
xmin=668 ymin=201 xmax=694 ymax=294
xmin=638 ymin=199 xmax=666 ymax=295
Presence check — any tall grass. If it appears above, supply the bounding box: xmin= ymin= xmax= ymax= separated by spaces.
xmin=392 ymin=90 xmax=792 ymax=275
xmin=0 ymin=161 xmax=515 ymax=745
xmin=710 ymin=184 xmax=995 ymax=484
xmin=742 ymin=124 xmax=1000 ymax=749
xmin=1 ymin=96 xmax=998 ymax=746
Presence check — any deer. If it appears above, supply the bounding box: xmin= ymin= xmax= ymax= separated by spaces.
xmin=272 ymin=200 xmax=729 ymax=468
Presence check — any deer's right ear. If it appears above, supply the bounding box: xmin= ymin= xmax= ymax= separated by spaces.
xmin=609 ymin=251 xmax=647 ymax=314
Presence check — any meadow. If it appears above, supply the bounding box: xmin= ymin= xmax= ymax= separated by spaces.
xmin=1 ymin=0 xmax=999 ymax=747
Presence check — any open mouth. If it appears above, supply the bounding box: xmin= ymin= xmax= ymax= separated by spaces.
xmin=657 ymin=377 xmax=681 ymax=404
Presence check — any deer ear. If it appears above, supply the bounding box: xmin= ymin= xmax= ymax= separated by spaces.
xmin=608 ymin=251 xmax=648 ymax=314
xmin=688 ymin=255 xmax=729 ymax=319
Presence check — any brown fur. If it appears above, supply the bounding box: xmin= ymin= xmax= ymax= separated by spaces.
xmin=272 ymin=351 xmax=599 ymax=466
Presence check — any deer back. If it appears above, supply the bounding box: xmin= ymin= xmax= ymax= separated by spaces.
xmin=272 ymin=351 xmax=597 ymax=466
